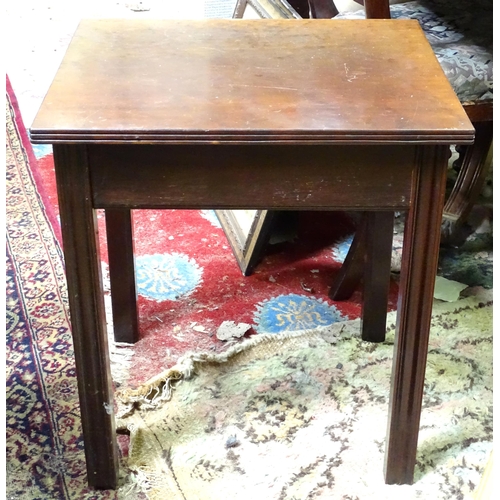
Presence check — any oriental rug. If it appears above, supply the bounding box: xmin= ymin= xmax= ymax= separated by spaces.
xmin=6 ymin=77 xmax=126 ymax=499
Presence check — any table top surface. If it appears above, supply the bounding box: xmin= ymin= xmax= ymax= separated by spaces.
xmin=30 ymin=19 xmax=473 ymax=145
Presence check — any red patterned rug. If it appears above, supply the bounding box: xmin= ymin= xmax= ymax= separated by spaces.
xmin=29 ymin=128 xmax=402 ymax=387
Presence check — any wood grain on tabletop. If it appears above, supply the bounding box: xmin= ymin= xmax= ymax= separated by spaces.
xmin=30 ymin=19 xmax=473 ymax=144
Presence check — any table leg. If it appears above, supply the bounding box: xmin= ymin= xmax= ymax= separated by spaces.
xmin=53 ymin=145 xmax=119 ymax=489
xmin=105 ymin=209 xmax=139 ymax=344
xmin=329 ymin=213 xmax=367 ymax=301
xmin=384 ymin=145 xmax=449 ymax=484
xmin=329 ymin=211 xmax=393 ymax=343
xmin=361 ymin=211 xmax=393 ymax=343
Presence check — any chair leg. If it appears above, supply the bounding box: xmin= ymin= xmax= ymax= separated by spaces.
xmin=329 ymin=211 xmax=393 ymax=343
xmin=442 ymin=121 xmax=493 ymax=240
xmin=105 ymin=209 xmax=140 ymax=344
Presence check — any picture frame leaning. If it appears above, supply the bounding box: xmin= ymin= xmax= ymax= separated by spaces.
xmin=214 ymin=210 xmax=277 ymax=276
xmin=215 ymin=0 xmax=301 ymax=276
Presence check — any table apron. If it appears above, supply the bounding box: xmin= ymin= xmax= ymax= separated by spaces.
xmin=88 ymin=144 xmax=415 ymax=210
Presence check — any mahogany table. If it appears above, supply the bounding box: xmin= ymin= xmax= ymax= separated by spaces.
xmin=30 ymin=19 xmax=474 ymax=489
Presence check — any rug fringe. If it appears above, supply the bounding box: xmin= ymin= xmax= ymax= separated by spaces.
xmin=116 ymin=287 xmax=494 ymax=416
xmin=115 ymin=322 xmax=356 ymax=415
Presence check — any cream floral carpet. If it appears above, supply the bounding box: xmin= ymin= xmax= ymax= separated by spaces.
xmin=116 ymin=288 xmax=493 ymax=500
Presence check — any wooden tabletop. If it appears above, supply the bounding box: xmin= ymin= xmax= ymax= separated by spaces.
xmin=30 ymin=19 xmax=473 ymax=144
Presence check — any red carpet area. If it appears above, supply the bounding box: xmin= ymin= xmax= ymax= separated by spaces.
xmin=31 ymin=144 xmax=400 ymax=384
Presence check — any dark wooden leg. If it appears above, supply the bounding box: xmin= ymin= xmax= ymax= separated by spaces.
xmin=442 ymin=121 xmax=493 ymax=239
xmin=105 ymin=209 xmax=139 ymax=344
xmin=384 ymin=145 xmax=449 ymax=484
xmin=361 ymin=211 xmax=393 ymax=343
xmin=329 ymin=212 xmax=367 ymax=301
xmin=53 ymin=145 xmax=118 ymax=489
xmin=329 ymin=211 xmax=393 ymax=343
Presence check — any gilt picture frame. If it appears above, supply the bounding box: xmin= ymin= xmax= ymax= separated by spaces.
xmin=215 ymin=209 xmax=277 ymax=276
